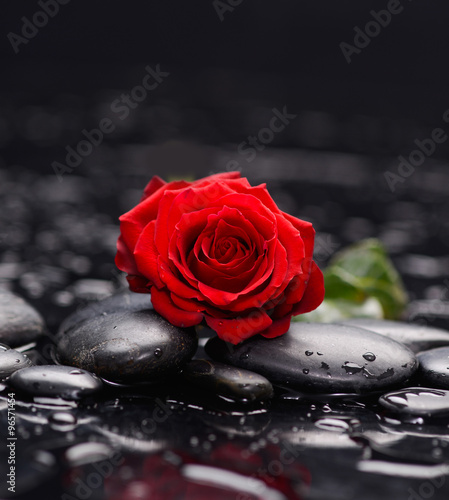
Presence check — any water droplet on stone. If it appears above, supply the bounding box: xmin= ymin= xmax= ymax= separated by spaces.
xmin=154 ymin=348 xmax=162 ymax=358
xmin=342 ymin=362 xmax=364 ymax=375
xmin=305 ymin=350 xmax=313 ymax=356
xmin=303 ymin=369 xmax=310 ymax=375
xmin=0 ymin=344 xmax=10 ymax=351
xmin=363 ymin=352 xmax=376 ymax=362
xmin=48 ymin=411 xmax=77 ymax=431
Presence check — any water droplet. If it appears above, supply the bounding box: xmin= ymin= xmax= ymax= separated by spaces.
xmin=315 ymin=417 xmax=350 ymax=432
xmin=49 ymin=412 xmax=77 ymax=431
xmin=303 ymin=369 xmax=310 ymax=375
xmin=239 ymin=349 xmax=250 ymax=361
xmin=154 ymin=348 xmax=162 ymax=358
xmin=305 ymin=351 xmax=313 ymax=356
xmin=317 ymin=352 xmax=323 ymax=356
xmin=15 ymin=359 xmax=21 ymax=363
xmin=342 ymin=362 xmax=364 ymax=375
xmin=113 ymin=325 xmax=117 ymax=329
xmin=218 ymin=321 xmax=224 ymax=326
xmin=69 ymin=369 xmax=83 ymax=375
xmin=0 ymin=343 xmax=10 ymax=351
xmin=363 ymin=352 xmax=376 ymax=362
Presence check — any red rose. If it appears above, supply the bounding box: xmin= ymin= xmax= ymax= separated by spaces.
xmin=115 ymin=172 xmax=324 ymax=344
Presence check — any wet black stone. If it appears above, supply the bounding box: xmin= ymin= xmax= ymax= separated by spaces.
xmin=0 ymin=289 xmax=46 ymax=347
xmin=56 ymin=310 xmax=198 ymax=383
xmin=339 ymin=318 xmax=449 ymax=354
xmin=205 ymin=323 xmax=418 ymax=393
xmin=379 ymin=387 xmax=449 ymax=416
xmin=417 ymin=347 xmax=449 ymax=389
xmin=7 ymin=365 xmax=103 ymax=400
xmin=182 ymin=359 xmax=274 ymax=403
xmin=58 ymin=289 xmax=153 ymax=335
xmin=0 ymin=343 xmax=33 ymax=379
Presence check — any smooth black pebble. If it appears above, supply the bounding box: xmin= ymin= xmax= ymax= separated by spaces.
xmin=0 ymin=289 xmax=46 ymax=347
xmin=339 ymin=318 xmax=449 ymax=354
xmin=58 ymin=289 xmax=153 ymax=335
xmin=379 ymin=387 xmax=449 ymax=416
xmin=417 ymin=346 xmax=449 ymax=389
xmin=57 ymin=310 xmax=198 ymax=383
xmin=7 ymin=365 xmax=103 ymax=400
xmin=0 ymin=343 xmax=33 ymax=379
xmin=205 ymin=322 xmax=418 ymax=393
xmin=182 ymin=359 xmax=274 ymax=403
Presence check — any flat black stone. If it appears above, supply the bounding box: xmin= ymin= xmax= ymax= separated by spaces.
xmin=182 ymin=359 xmax=274 ymax=403
xmin=417 ymin=347 xmax=449 ymax=389
xmin=0 ymin=344 xmax=33 ymax=379
xmin=379 ymin=387 xmax=449 ymax=416
xmin=205 ymin=322 xmax=418 ymax=393
xmin=0 ymin=289 xmax=46 ymax=347
xmin=7 ymin=365 xmax=103 ymax=400
xmin=338 ymin=318 xmax=449 ymax=354
xmin=58 ymin=290 xmax=153 ymax=335
xmin=56 ymin=310 xmax=198 ymax=383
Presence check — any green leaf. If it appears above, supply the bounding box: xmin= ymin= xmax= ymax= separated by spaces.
xmin=294 ymin=238 xmax=408 ymax=323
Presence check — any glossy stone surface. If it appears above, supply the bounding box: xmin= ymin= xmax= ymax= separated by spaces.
xmin=0 ymin=343 xmax=33 ymax=379
xmin=379 ymin=387 xmax=449 ymax=416
xmin=0 ymin=289 xmax=46 ymax=347
xmin=182 ymin=359 xmax=274 ymax=403
xmin=339 ymin=318 xmax=449 ymax=354
xmin=205 ymin=323 xmax=418 ymax=393
xmin=7 ymin=365 xmax=103 ymax=399
xmin=57 ymin=310 xmax=198 ymax=383
xmin=58 ymin=290 xmax=153 ymax=336
xmin=417 ymin=347 xmax=449 ymax=389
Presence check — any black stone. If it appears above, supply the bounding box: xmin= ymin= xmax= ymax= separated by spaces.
xmin=417 ymin=347 xmax=449 ymax=389
xmin=7 ymin=365 xmax=103 ymax=400
xmin=182 ymin=359 xmax=274 ymax=403
xmin=0 ymin=343 xmax=33 ymax=379
xmin=0 ymin=289 xmax=46 ymax=347
xmin=56 ymin=310 xmax=198 ymax=383
xmin=205 ymin=323 xmax=418 ymax=393
xmin=58 ymin=289 xmax=153 ymax=335
xmin=379 ymin=387 xmax=449 ymax=416
xmin=338 ymin=318 xmax=449 ymax=354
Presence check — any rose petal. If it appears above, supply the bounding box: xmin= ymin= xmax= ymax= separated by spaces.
xmin=133 ymin=221 xmax=164 ymax=289
xmin=291 ymin=261 xmax=325 ymax=315
xmin=259 ymin=314 xmax=292 ymax=339
xmin=115 ymin=234 xmax=139 ymax=275
xmin=141 ymin=175 xmax=166 ymax=201
xmin=205 ymin=309 xmax=273 ymax=344
xmin=150 ymin=287 xmax=203 ymax=328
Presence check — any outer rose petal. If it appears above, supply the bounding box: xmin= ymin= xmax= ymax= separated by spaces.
xmin=259 ymin=315 xmax=292 ymax=339
xmin=291 ymin=261 xmax=325 ymax=315
xmin=205 ymin=309 xmax=273 ymax=344
xmin=150 ymin=287 xmax=203 ymax=328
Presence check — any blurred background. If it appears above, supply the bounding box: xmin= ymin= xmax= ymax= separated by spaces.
xmin=1 ymin=0 xmax=449 ymax=331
